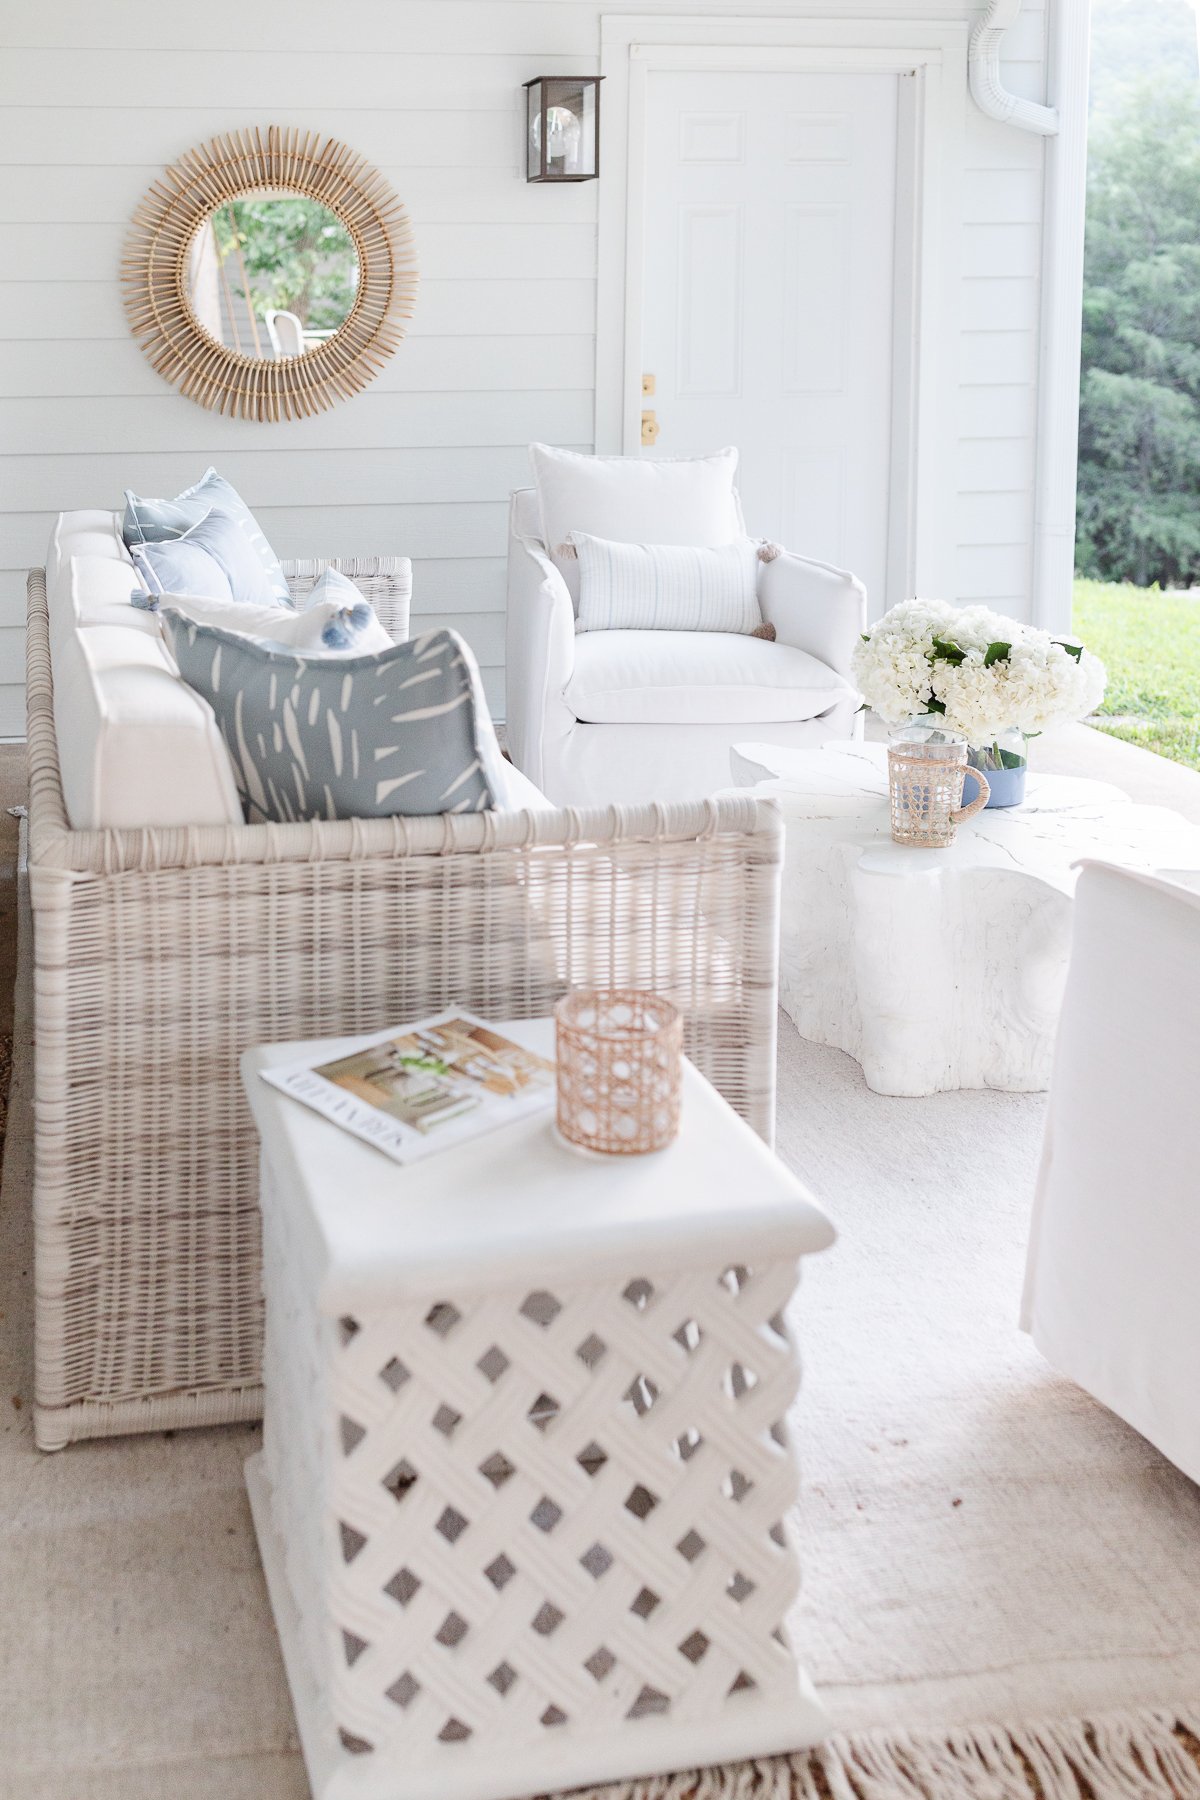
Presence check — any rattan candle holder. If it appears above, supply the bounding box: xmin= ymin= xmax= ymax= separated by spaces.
xmin=555 ymin=989 xmax=682 ymax=1155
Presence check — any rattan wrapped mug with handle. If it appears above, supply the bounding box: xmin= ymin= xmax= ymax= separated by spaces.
xmin=888 ymin=719 xmax=991 ymax=847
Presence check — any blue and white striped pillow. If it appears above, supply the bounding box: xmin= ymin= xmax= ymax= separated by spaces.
xmin=572 ymin=532 xmax=761 ymax=634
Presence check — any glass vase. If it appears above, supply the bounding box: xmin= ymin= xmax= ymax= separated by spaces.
xmin=967 ymin=727 xmax=1027 ymax=809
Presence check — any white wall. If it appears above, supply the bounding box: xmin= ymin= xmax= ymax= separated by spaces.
xmin=0 ymin=0 xmax=1054 ymax=738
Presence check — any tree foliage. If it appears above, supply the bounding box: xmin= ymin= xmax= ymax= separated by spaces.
xmin=213 ymin=197 xmax=357 ymax=331
xmin=1076 ymin=78 xmax=1200 ymax=586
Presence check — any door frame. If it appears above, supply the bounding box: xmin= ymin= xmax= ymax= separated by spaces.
xmin=596 ymin=14 xmax=968 ymax=608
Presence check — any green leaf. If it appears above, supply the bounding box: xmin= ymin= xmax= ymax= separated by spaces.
xmin=924 ymin=697 xmax=947 ymax=715
xmin=930 ymin=637 xmax=966 ymax=665
xmin=1055 ymin=639 xmax=1085 ymax=662
xmin=998 ymin=747 xmax=1027 ymax=769
xmin=983 ymin=640 xmax=1012 ymax=667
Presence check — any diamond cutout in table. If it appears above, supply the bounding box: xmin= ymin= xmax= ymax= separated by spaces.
xmin=531 ymin=1601 xmax=565 ymax=1636
xmin=519 ymin=1289 xmax=562 ymax=1328
xmin=729 ymin=1361 xmax=759 ymax=1399
xmin=727 ymin=1571 xmax=755 ymax=1604
xmin=338 ymin=1316 xmax=360 ymax=1346
xmin=673 ymin=1427 xmax=703 ymax=1463
xmin=379 ymin=1355 xmax=410 ymax=1392
xmin=725 ymin=1468 xmax=753 ymax=1503
xmin=580 ymin=1541 xmax=613 ymax=1579
xmin=384 ymin=1567 xmax=421 ymax=1607
xmin=676 ymin=1528 xmax=706 ymax=1563
xmin=477 ymin=1345 xmax=510 ymax=1383
xmin=541 ymin=1705 xmax=568 ymax=1727
xmin=673 ymin=1317 xmax=702 ymax=1354
xmin=488 ymin=1660 xmax=517 ymax=1696
xmin=339 ymin=1523 xmax=366 ymax=1563
xmin=439 ymin=1717 xmax=472 ymax=1742
xmin=485 ymin=1553 xmax=517 ymax=1590
xmin=584 ymin=1646 xmax=616 ymax=1681
xmin=678 ymin=1630 xmax=710 ymax=1664
xmin=479 ymin=1451 xmax=516 ymax=1489
xmin=630 ymin=1586 xmax=660 ymax=1619
xmin=527 ymin=1392 xmax=560 ymax=1431
xmin=381 ymin=1457 xmax=419 ymax=1503
xmin=624 ymin=1483 xmax=658 ymax=1519
xmin=729 ymin=1670 xmax=757 ymax=1695
xmin=339 ymin=1727 xmax=372 ymax=1753
xmin=432 ymin=1403 xmax=462 ymax=1437
xmin=530 ymin=1496 xmax=562 ymax=1533
xmin=342 ymin=1629 xmax=368 ymax=1666
xmin=622 ymin=1278 xmax=655 ymax=1311
xmin=628 ymin=1684 xmax=669 ymax=1718
xmin=437 ymin=1505 xmax=469 ymax=1544
xmin=576 ymin=1440 xmax=608 ymax=1478
xmin=436 ymin=1610 xmax=469 ymax=1648
xmin=387 ymin=1671 xmax=420 ymax=1709
xmin=425 ymin=1301 xmax=461 ymax=1337
xmin=339 ymin=1416 xmax=365 ymax=1456
xmin=575 ymin=1332 xmax=607 ymax=1369
xmin=624 ymin=1373 xmax=659 ymax=1417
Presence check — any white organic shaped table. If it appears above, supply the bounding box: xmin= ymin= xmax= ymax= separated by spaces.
xmin=732 ymin=741 xmax=1200 ymax=1096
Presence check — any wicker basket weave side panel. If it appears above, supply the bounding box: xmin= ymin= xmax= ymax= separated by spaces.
xmin=29 ymin=832 xmax=779 ymax=1436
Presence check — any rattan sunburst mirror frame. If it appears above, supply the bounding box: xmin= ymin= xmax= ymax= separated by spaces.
xmin=123 ymin=126 xmax=417 ymax=422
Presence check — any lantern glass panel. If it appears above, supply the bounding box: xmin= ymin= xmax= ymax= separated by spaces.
xmin=526 ymin=77 xmax=600 ymax=181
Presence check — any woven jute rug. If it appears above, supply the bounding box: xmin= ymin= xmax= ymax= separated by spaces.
xmin=1 ymin=804 xmax=1199 ymax=1796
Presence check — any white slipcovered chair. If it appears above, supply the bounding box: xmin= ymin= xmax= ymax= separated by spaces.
xmin=505 ymin=453 xmax=865 ymax=807
xmin=1022 ymin=861 xmax=1200 ymax=1482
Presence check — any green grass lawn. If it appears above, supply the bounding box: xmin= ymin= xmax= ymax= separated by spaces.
xmin=1073 ymin=579 xmax=1200 ymax=771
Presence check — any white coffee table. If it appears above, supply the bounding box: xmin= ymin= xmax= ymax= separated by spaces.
xmin=242 ymin=1019 xmax=834 ymax=1800
xmin=731 ymin=740 xmax=1200 ymax=1097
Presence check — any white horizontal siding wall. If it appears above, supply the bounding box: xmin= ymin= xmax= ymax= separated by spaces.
xmin=0 ymin=0 xmax=1052 ymax=737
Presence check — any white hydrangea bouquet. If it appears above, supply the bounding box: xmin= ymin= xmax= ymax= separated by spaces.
xmin=852 ymin=600 xmax=1106 ymax=781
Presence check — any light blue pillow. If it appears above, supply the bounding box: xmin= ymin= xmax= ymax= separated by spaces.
xmin=129 ymin=509 xmax=284 ymax=609
xmin=123 ymin=468 xmax=291 ymax=607
xmin=159 ymin=612 xmax=507 ymax=823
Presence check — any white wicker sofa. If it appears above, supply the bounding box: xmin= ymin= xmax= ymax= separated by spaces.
xmin=25 ymin=514 xmax=784 ymax=1450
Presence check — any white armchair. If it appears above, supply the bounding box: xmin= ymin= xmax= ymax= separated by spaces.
xmin=1022 ymin=861 xmax=1200 ymax=1483
xmin=505 ymin=487 xmax=866 ymax=807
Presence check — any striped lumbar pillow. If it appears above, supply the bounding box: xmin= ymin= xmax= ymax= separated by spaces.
xmin=159 ymin=611 xmax=506 ymax=823
xmin=571 ymin=531 xmax=762 ymax=634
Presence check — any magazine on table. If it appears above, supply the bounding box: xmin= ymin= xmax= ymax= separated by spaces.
xmin=260 ymin=1009 xmax=556 ymax=1165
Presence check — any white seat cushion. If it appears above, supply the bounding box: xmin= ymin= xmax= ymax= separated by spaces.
xmin=497 ymin=761 xmax=554 ymax=812
xmin=52 ymin=624 xmax=242 ymax=830
xmin=563 ymin=630 xmax=853 ymax=725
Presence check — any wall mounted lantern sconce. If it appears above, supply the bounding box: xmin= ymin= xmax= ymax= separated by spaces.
xmin=524 ymin=76 xmax=603 ymax=181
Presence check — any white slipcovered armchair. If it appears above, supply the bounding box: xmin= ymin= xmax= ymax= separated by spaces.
xmin=505 ymin=487 xmax=866 ymax=807
xmin=1022 ymin=861 xmax=1200 ymax=1483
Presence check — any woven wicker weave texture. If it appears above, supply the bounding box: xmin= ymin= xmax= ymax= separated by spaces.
xmin=26 ymin=568 xmax=783 ymax=1450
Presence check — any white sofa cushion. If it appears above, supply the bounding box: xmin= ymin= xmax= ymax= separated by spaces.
xmin=573 ymin=532 xmax=761 ymax=634
xmin=529 ymin=444 xmax=743 ymax=602
xmin=563 ymin=630 xmax=854 ymax=725
xmin=52 ymin=623 xmax=243 ymax=830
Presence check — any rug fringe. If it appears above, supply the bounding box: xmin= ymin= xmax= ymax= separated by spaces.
xmin=558 ymin=1706 xmax=1200 ymax=1800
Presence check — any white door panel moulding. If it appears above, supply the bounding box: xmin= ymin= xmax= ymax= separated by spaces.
xmin=598 ymin=15 xmax=967 ymax=606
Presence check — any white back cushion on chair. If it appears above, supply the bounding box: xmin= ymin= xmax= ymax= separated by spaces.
xmin=573 ymin=533 xmax=761 ymax=634
xmin=529 ymin=443 xmax=743 ymax=602
xmin=564 ymin=630 xmax=853 ymax=725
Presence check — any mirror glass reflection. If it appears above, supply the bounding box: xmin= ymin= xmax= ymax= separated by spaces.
xmin=186 ymin=191 xmax=359 ymax=358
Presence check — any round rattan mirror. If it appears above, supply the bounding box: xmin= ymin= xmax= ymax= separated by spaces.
xmin=123 ymin=126 xmax=417 ymax=422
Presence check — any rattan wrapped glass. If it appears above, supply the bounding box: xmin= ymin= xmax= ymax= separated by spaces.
xmin=888 ymin=722 xmax=990 ymax=847
xmin=25 ymin=564 xmax=784 ymax=1449
xmin=555 ymin=989 xmax=682 ymax=1154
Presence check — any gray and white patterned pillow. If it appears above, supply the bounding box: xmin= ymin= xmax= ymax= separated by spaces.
xmin=160 ymin=611 xmax=507 ymax=822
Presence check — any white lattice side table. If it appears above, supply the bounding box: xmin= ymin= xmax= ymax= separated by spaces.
xmin=242 ymin=1020 xmax=835 ymax=1800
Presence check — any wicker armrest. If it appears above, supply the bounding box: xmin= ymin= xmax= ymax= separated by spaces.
xmin=280 ymin=556 xmax=411 ymax=644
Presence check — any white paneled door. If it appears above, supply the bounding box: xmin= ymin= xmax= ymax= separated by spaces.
xmin=641 ymin=71 xmax=900 ymax=612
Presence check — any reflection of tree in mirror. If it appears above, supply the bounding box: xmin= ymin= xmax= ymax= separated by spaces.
xmin=212 ymin=197 xmax=358 ymax=331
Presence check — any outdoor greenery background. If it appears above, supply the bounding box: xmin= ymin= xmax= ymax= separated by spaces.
xmin=1073 ymin=0 xmax=1200 ymax=770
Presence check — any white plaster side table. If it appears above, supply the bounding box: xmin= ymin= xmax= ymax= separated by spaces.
xmin=241 ymin=1019 xmax=835 ymax=1800
xmin=731 ymin=741 xmax=1200 ymax=1097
